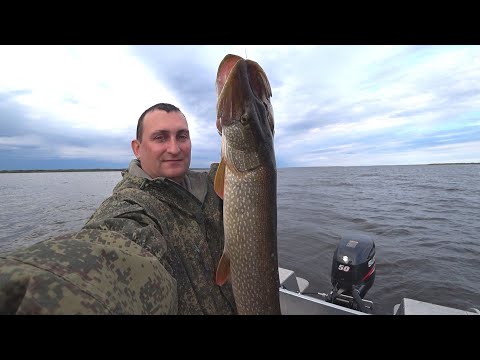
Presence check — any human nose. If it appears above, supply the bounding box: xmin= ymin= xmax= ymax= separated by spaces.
xmin=166 ymin=138 xmax=181 ymax=154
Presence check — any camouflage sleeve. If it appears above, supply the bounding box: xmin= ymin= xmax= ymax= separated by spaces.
xmin=83 ymin=198 xmax=168 ymax=259
xmin=208 ymin=162 xmax=220 ymax=184
xmin=0 ymin=229 xmax=177 ymax=314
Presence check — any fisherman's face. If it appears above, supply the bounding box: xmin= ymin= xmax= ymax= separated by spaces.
xmin=131 ymin=109 xmax=191 ymax=183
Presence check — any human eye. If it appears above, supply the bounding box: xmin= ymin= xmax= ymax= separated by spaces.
xmin=178 ymin=132 xmax=190 ymax=141
xmin=153 ymin=134 xmax=167 ymax=142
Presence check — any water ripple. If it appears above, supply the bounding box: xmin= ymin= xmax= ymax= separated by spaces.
xmin=1 ymin=165 xmax=479 ymax=315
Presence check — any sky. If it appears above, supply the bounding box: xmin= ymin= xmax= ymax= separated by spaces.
xmin=0 ymin=45 xmax=479 ymax=170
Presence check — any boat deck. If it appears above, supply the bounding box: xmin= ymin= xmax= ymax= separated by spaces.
xmin=278 ymin=267 xmax=479 ymax=315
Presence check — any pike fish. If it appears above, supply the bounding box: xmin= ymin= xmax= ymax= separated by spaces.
xmin=214 ymin=54 xmax=281 ymax=315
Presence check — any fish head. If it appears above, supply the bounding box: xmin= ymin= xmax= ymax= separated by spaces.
xmin=216 ymin=54 xmax=275 ymax=172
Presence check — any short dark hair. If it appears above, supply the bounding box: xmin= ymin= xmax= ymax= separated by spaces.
xmin=136 ymin=103 xmax=182 ymax=141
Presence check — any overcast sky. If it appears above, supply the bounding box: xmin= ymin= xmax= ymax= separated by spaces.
xmin=1 ymin=45 xmax=479 ymax=170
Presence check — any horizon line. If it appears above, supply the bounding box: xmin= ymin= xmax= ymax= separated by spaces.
xmin=1 ymin=162 xmax=479 ymax=173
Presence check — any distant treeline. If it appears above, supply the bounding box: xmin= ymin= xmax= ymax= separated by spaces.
xmin=0 ymin=164 xmax=478 ymax=174
xmin=0 ymin=168 xmax=210 ymax=174
xmin=0 ymin=169 xmax=126 ymax=174
xmin=428 ymin=162 xmax=480 ymax=166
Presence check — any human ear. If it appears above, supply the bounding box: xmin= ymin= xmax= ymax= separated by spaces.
xmin=131 ymin=139 xmax=141 ymax=159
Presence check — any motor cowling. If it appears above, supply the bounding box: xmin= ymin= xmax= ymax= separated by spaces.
xmin=331 ymin=234 xmax=376 ymax=299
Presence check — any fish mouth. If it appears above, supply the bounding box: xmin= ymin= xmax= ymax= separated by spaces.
xmin=215 ymin=54 xmax=273 ymax=134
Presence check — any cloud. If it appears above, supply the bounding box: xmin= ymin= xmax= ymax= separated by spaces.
xmin=0 ymin=45 xmax=479 ymax=170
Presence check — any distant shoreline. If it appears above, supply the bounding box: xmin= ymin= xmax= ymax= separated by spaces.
xmin=0 ymin=168 xmax=210 ymax=174
xmin=0 ymin=163 xmax=478 ymax=174
xmin=0 ymin=169 xmax=126 ymax=174
xmin=427 ymin=162 xmax=480 ymax=166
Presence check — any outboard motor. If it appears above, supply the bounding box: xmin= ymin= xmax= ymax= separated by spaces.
xmin=326 ymin=234 xmax=376 ymax=313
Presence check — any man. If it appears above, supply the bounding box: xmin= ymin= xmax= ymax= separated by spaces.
xmin=0 ymin=103 xmax=237 ymax=315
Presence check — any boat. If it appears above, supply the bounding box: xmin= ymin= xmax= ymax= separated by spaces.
xmin=278 ymin=234 xmax=479 ymax=315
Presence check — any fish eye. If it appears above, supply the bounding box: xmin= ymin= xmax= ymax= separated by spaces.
xmin=240 ymin=114 xmax=248 ymax=125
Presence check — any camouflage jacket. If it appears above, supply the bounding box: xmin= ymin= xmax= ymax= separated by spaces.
xmin=0 ymin=160 xmax=236 ymax=315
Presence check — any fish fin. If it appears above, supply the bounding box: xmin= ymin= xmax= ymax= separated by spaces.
xmin=215 ymin=251 xmax=231 ymax=286
xmin=214 ymin=157 xmax=226 ymax=200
